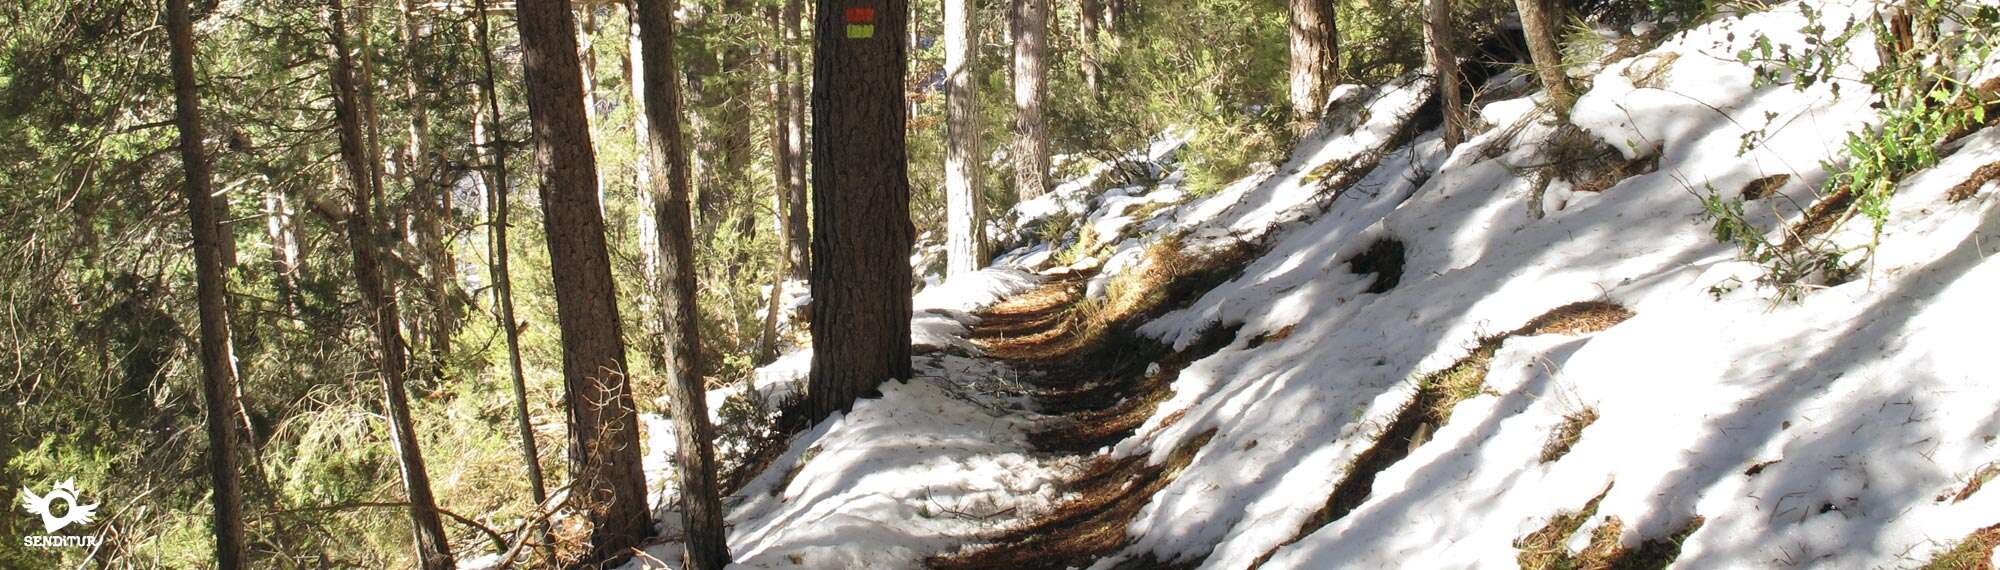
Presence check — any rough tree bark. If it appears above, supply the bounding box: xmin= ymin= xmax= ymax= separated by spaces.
xmin=784 ymin=0 xmax=810 ymax=281
xmin=470 ymin=0 xmax=549 ymax=512
xmin=1515 ymin=0 xmax=1573 ymax=110
xmin=514 ymin=0 xmax=653 ymax=565
xmin=1080 ymin=0 xmax=1103 ymax=101
xmin=945 ymin=0 xmax=985 ymax=276
xmin=807 ymin=0 xmax=914 ymax=420
xmin=1288 ymin=0 xmax=1340 ymax=126
xmin=324 ymin=2 xmax=455 ymax=567
xmin=632 ymin=0 xmax=731 ymax=567
xmin=1424 ymin=0 xmax=1467 ymax=147
xmin=1011 ymin=0 xmax=1050 ymax=200
xmin=166 ymin=1 xmax=249 ymax=565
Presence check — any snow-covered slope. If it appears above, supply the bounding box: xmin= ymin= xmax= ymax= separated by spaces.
xmin=1091 ymin=1 xmax=2000 ymax=568
xmin=575 ymin=0 xmax=2000 ymax=567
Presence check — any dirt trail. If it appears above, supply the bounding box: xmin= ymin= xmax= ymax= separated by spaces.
xmin=930 ymin=247 xmax=1250 ymax=570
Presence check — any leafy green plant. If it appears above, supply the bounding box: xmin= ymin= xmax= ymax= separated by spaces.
xmin=1697 ymin=186 xmax=1857 ymax=301
xmin=1711 ymin=1 xmax=2000 ymax=300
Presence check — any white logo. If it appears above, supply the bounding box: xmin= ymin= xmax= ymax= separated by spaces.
xmin=20 ymin=480 xmax=98 ymax=533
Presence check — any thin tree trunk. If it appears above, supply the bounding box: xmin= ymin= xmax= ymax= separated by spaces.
xmin=808 ymin=0 xmax=914 ymax=420
xmin=324 ymin=3 xmax=455 ymax=568
xmin=758 ymin=4 xmax=794 ymax=364
xmin=945 ymin=0 xmax=985 ymax=276
xmin=628 ymin=12 xmax=662 ymax=304
xmin=354 ymin=0 xmax=389 ymax=222
xmin=784 ymin=0 xmax=810 ymax=281
xmin=1424 ymin=0 xmax=1466 ymax=148
xmin=469 ymin=0 xmax=553 ymax=557
xmin=1080 ymin=0 xmax=1103 ymax=101
xmin=401 ymin=0 xmax=452 ymax=381
xmin=515 ymin=0 xmax=653 ymax=565
xmin=1010 ymin=0 xmax=1049 ymax=200
xmin=632 ymin=0 xmax=731 ymax=567
xmin=166 ymin=1 xmax=249 ymax=565
xmin=1288 ymin=0 xmax=1340 ymax=127
xmin=1515 ymin=0 xmax=1573 ymax=110
xmin=263 ymin=186 xmax=302 ymax=316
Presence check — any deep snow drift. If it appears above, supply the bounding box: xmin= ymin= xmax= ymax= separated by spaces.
xmin=525 ymin=0 xmax=2000 ymax=567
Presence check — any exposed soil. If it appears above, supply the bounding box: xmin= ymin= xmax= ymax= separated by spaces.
xmin=931 ymin=240 xmax=1257 ymax=568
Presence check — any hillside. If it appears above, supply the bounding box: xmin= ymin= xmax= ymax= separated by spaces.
xmin=599 ymin=1 xmax=2000 ymax=567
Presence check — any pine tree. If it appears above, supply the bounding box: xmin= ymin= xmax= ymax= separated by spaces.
xmin=784 ymin=0 xmax=811 ymax=280
xmin=1012 ymin=0 xmax=1051 ymax=199
xmin=166 ymin=0 xmax=249 ymax=565
xmin=515 ymin=0 xmax=653 ymax=564
xmin=633 ymin=0 xmax=732 ymax=566
xmin=470 ymin=0 xmax=550 ymax=519
xmin=1516 ymin=0 xmax=1573 ymax=110
xmin=324 ymin=1 xmax=454 ymax=566
xmin=808 ymin=0 xmax=915 ymax=420
xmin=1288 ymin=0 xmax=1340 ymax=126
xmin=1424 ymin=0 xmax=1467 ymax=147
xmin=946 ymin=0 xmax=986 ymax=276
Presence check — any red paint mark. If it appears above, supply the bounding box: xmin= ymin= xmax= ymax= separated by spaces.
xmin=844 ymin=7 xmax=875 ymax=23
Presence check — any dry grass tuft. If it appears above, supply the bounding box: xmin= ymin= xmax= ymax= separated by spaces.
xmin=1517 ymin=301 xmax=1636 ymax=337
xmin=1517 ymin=485 xmax=1704 ymax=570
xmin=1920 ymin=523 xmax=2000 ymax=570
xmin=1540 ymin=407 xmax=1600 ymax=464
xmin=1543 ymin=124 xmax=1659 ymax=195
xmin=1516 ymin=485 xmax=1613 ymax=570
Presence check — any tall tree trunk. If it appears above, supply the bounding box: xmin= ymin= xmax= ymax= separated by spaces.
xmin=632 ymin=1 xmax=731 ymax=567
xmin=166 ymin=1 xmax=249 ymax=566
xmin=470 ymin=0 xmax=550 ymax=512
xmin=1515 ymin=0 xmax=1572 ymax=110
xmin=470 ymin=2 xmax=556 ymax=560
xmin=1010 ymin=0 xmax=1049 ymax=200
xmin=1079 ymin=0 xmax=1103 ymax=101
xmin=324 ymin=3 xmax=456 ymax=568
xmin=401 ymin=0 xmax=452 ymax=381
xmin=629 ymin=13 xmax=662 ymax=303
xmin=784 ymin=0 xmax=810 ymax=281
xmin=514 ymin=0 xmax=653 ymax=565
xmin=759 ymin=4 xmax=795 ymax=363
xmin=1424 ymin=0 xmax=1466 ymax=148
xmin=945 ymin=0 xmax=985 ymax=276
xmin=1288 ymin=0 xmax=1340 ymax=127
xmin=807 ymin=0 xmax=914 ymax=420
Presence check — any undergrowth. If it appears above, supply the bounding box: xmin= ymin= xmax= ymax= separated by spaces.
xmin=1702 ymin=2 xmax=2000 ymax=300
